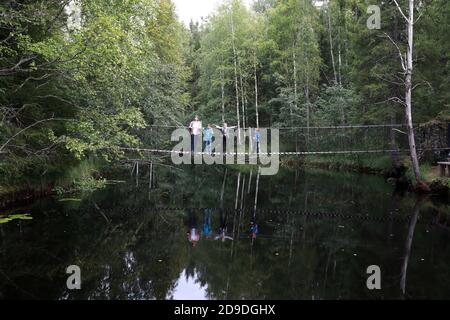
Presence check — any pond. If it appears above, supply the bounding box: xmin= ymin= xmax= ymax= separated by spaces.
xmin=0 ymin=165 xmax=449 ymax=300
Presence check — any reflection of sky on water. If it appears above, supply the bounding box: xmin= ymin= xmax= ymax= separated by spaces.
xmin=169 ymin=270 xmax=208 ymax=300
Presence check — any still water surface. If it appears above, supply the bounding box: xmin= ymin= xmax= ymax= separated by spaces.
xmin=0 ymin=165 xmax=449 ymax=299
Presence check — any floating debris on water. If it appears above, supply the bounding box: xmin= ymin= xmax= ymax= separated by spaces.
xmin=0 ymin=213 xmax=33 ymax=224
xmin=105 ymin=180 xmax=126 ymax=185
xmin=58 ymin=198 xmax=82 ymax=202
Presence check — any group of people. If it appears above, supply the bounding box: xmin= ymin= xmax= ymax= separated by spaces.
xmin=186 ymin=208 xmax=259 ymax=247
xmin=188 ymin=115 xmax=261 ymax=154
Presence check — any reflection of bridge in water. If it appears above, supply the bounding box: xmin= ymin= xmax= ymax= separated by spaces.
xmin=91 ymin=207 xmax=447 ymax=227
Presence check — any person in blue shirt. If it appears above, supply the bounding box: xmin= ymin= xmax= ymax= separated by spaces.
xmin=250 ymin=221 xmax=259 ymax=239
xmin=202 ymin=208 xmax=212 ymax=239
xmin=254 ymin=128 xmax=261 ymax=154
xmin=203 ymin=124 xmax=213 ymax=154
xmin=250 ymin=208 xmax=259 ymax=239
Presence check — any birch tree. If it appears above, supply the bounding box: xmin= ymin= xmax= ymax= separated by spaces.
xmin=392 ymin=0 xmax=424 ymax=185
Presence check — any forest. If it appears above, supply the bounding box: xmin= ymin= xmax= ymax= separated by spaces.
xmin=0 ymin=0 xmax=449 ymax=194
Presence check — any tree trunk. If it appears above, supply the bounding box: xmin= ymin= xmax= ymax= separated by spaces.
xmin=302 ymin=14 xmax=311 ymax=144
xmin=292 ymin=42 xmax=298 ymax=123
xmin=404 ymin=0 xmax=422 ymax=183
xmin=292 ymin=41 xmax=299 ymax=152
xmin=230 ymin=13 xmax=241 ymax=143
xmin=221 ymin=69 xmax=225 ymax=123
xmin=327 ymin=1 xmax=338 ymax=84
xmin=338 ymin=28 xmax=342 ymax=86
xmin=238 ymin=58 xmax=246 ymax=133
xmin=254 ymin=57 xmax=259 ymax=128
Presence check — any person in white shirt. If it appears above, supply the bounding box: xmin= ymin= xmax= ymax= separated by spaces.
xmin=214 ymin=122 xmax=237 ymax=153
xmin=189 ymin=115 xmax=202 ymax=152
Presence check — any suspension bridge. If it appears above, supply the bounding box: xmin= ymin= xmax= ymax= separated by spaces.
xmin=120 ymin=123 xmax=449 ymax=158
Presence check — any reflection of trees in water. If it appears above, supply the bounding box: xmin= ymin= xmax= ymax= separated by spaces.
xmin=0 ymin=202 xmax=190 ymax=299
xmin=1 ymin=167 xmax=450 ymax=299
xmin=400 ymin=198 xmax=425 ymax=296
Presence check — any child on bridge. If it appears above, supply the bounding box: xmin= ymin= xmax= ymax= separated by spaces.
xmin=214 ymin=122 xmax=237 ymax=154
xmin=203 ymin=124 xmax=213 ymax=154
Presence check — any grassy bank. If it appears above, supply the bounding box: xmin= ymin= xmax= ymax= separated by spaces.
xmin=0 ymin=157 xmax=107 ymax=208
xmin=299 ymin=154 xmax=449 ymax=197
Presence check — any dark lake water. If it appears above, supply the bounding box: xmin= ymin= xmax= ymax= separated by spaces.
xmin=0 ymin=165 xmax=449 ymax=300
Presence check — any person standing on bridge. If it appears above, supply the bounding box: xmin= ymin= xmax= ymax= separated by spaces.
xmin=189 ymin=115 xmax=202 ymax=153
xmin=253 ymin=128 xmax=261 ymax=154
xmin=203 ymin=124 xmax=213 ymax=154
xmin=214 ymin=122 xmax=236 ymax=154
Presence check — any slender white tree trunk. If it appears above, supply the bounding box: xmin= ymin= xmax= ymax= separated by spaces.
xmin=230 ymin=14 xmax=241 ymax=143
xmin=292 ymin=41 xmax=298 ymax=123
xmin=254 ymin=56 xmax=259 ymax=128
xmin=292 ymin=41 xmax=298 ymax=151
xmin=238 ymin=60 xmax=246 ymax=132
xmin=338 ymin=28 xmax=342 ymax=86
xmin=327 ymin=1 xmax=338 ymax=84
xmin=221 ymin=69 xmax=225 ymax=123
xmin=301 ymin=12 xmax=311 ymax=143
xmin=404 ymin=0 xmax=422 ymax=182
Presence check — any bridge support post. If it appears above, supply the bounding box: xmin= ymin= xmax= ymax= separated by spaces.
xmin=149 ymin=162 xmax=153 ymax=189
xmin=131 ymin=161 xmax=136 ymax=177
xmin=136 ymin=161 xmax=139 ymax=187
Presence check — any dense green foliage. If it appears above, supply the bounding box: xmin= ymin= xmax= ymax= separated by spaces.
xmin=1 ymin=0 xmax=449 ymax=189
xmin=187 ymin=0 xmax=449 ymax=128
xmin=0 ymin=0 xmax=187 ymax=187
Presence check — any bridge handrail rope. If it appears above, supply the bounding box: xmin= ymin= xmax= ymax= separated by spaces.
xmin=119 ymin=147 xmax=450 ymax=156
xmin=145 ymin=123 xmax=416 ymax=130
xmin=86 ymin=207 xmax=435 ymax=224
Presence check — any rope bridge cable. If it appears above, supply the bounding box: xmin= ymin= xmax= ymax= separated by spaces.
xmin=118 ymin=147 xmax=450 ymax=156
xmin=88 ymin=207 xmax=433 ymax=224
xmin=129 ymin=123 xmax=448 ymax=156
xmin=144 ymin=123 xmax=414 ymax=130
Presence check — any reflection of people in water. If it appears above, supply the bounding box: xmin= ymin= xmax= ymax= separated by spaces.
xmin=187 ymin=208 xmax=200 ymax=247
xmin=250 ymin=221 xmax=258 ymax=239
xmin=250 ymin=208 xmax=259 ymax=239
xmin=203 ymin=208 xmax=212 ymax=239
xmin=214 ymin=209 xmax=233 ymax=242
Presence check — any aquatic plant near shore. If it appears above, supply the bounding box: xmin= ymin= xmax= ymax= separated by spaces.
xmin=0 ymin=213 xmax=32 ymax=224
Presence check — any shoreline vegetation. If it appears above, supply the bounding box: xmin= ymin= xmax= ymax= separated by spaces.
xmin=2 ymin=154 xmax=449 ymax=210
xmin=0 ymin=158 xmax=108 ymax=209
xmin=298 ymin=155 xmax=450 ymax=197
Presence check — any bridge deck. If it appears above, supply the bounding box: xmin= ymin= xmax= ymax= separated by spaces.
xmin=119 ymin=147 xmax=449 ymax=157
